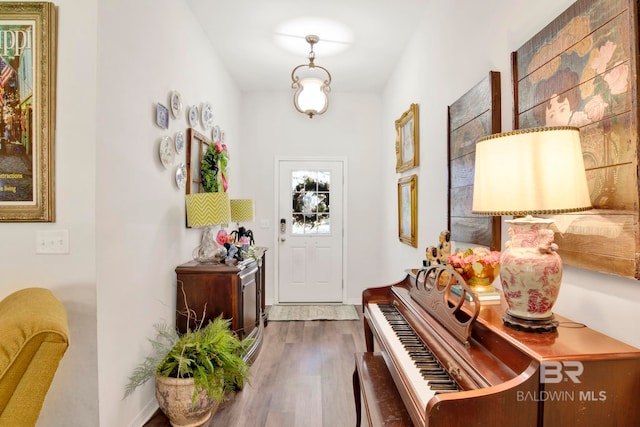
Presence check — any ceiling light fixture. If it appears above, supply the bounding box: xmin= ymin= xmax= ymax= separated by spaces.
xmin=291 ymin=35 xmax=332 ymax=118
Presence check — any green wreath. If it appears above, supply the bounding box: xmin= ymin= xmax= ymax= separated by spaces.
xmin=201 ymin=143 xmax=219 ymax=192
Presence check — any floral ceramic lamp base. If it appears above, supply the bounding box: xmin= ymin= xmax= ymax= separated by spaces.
xmin=500 ymin=216 xmax=562 ymax=333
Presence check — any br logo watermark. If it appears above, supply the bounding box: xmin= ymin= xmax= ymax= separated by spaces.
xmin=516 ymin=361 xmax=607 ymax=402
xmin=541 ymin=361 xmax=583 ymax=384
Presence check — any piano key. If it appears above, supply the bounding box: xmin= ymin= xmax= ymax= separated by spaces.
xmin=415 ymin=362 xmax=439 ymax=368
xmin=409 ymin=352 xmax=434 ymax=357
xmin=431 ymin=384 xmax=458 ymax=391
xmin=418 ymin=366 xmax=441 ymax=372
xmin=368 ymin=303 xmax=459 ymax=409
xmin=427 ymin=379 xmax=455 ymax=384
xmin=423 ymin=373 xmax=450 ymax=380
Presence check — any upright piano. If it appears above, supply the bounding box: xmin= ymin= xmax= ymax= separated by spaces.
xmin=357 ymin=264 xmax=640 ymax=426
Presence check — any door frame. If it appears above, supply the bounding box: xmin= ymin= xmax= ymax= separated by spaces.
xmin=273 ymin=155 xmax=348 ymax=304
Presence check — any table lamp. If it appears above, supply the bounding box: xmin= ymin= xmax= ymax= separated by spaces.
xmin=230 ymin=199 xmax=255 ymax=245
xmin=472 ymin=126 xmax=592 ymax=332
xmin=185 ymin=192 xmax=231 ymax=263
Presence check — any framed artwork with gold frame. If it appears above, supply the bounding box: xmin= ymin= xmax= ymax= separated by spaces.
xmin=0 ymin=2 xmax=57 ymax=222
xmin=398 ymin=174 xmax=417 ymax=247
xmin=395 ymin=103 xmax=419 ymax=173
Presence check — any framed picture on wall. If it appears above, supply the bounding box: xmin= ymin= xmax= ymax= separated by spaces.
xmin=395 ymin=103 xmax=419 ymax=173
xmin=184 ymin=128 xmax=212 ymax=228
xmin=448 ymin=71 xmax=501 ymax=250
xmin=0 ymin=2 xmax=57 ymax=222
xmin=512 ymin=0 xmax=640 ymax=279
xmin=398 ymin=174 xmax=417 ymax=247
xmin=185 ymin=128 xmax=212 ymax=196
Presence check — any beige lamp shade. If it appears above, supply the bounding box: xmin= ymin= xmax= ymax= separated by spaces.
xmin=185 ymin=192 xmax=231 ymax=227
xmin=472 ymin=126 xmax=592 ymax=216
xmin=230 ymin=199 xmax=255 ymax=222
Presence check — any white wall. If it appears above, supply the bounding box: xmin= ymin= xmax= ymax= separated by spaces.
xmin=0 ymin=0 xmax=241 ymax=426
xmin=382 ymin=0 xmax=640 ymax=348
xmin=96 ymin=1 xmax=242 ymax=426
xmin=0 ymin=0 xmax=99 ymax=425
xmin=238 ymin=91 xmax=387 ymax=304
xmin=1 ymin=1 xmax=639 ymax=427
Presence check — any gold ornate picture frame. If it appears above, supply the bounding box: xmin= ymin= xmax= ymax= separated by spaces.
xmin=398 ymin=174 xmax=417 ymax=247
xmin=0 ymin=2 xmax=57 ymax=222
xmin=395 ymin=103 xmax=419 ymax=173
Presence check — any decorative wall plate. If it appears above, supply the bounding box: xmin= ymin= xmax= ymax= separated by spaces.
xmin=176 ymin=163 xmax=187 ymax=189
xmin=212 ymin=125 xmax=221 ymax=142
xmin=159 ymin=136 xmax=175 ymax=168
xmin=175 ymin=130 xmax=185 ymax=154
xmin=170 ymin=91 xmax=182 ymax=119
xmin=201 ymin=102 xmax=214 ymax=129
xmin=156 ymin=103 xmax=169 ymax=129
xmin=188 ymin=105 xmax=199 ymax=127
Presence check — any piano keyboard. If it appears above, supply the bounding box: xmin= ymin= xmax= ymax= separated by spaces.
xmin=369 ymin=303 xmax=459 ymax=410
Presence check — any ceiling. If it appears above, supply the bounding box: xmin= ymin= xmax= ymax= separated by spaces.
xmin=186 ymin=0 xmax=428 ymax=93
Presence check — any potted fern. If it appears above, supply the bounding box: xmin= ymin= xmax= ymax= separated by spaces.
xmin=124 ymin=315 xmax=253 ymax=427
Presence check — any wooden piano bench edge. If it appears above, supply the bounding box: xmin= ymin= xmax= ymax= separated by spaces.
xmin=353 ymin=352 xmax=413 ymax=427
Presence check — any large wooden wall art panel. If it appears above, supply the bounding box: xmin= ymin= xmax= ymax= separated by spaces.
xmin=512 ymin=0 xmax=640 ymax=278
xmin=448 ymin=71 xmax=502 ymax=250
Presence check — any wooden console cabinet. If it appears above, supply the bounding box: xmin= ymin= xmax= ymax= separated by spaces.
xmin=175 ymin=249 xmax=267 ymax=362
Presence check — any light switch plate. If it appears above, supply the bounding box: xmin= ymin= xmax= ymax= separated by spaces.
xmin=36 ymin=230 xmax=69 ymax=254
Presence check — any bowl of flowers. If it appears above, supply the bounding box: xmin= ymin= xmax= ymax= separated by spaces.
xmin=448 ymin=247 xmax=501 ymax=293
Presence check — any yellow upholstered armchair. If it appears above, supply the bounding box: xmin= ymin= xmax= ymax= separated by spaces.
xmin=0 ymin=288 xmax=70 ymax=426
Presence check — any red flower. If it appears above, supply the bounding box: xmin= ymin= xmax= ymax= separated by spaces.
xmin=215 ymin=141 xmax=227 ymax=154
xmin=448 ymin=247 xmax=501 ymax=268
xmin=216 ymin=229 xmax=228 ymax=246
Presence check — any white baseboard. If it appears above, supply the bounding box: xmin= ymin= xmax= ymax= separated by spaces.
xmin=129 ymin=397 xmax=158 ymax=427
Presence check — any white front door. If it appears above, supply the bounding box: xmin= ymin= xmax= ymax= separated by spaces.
xmin=277 ymin=159 xmax=344 ymax=303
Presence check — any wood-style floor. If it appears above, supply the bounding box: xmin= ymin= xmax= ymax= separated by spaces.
xmin=144 ymin=307 xmax=367 ymax=427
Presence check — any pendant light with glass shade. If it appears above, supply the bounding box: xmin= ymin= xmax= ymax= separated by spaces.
xmin=291 ymin=35 xmax=332 ymax=118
